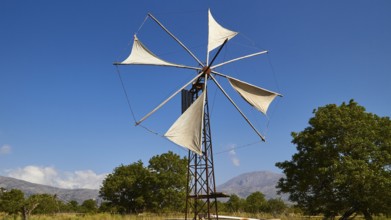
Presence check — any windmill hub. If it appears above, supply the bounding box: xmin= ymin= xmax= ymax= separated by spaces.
xmin=202 ymin=66 xmax=212 ymax=75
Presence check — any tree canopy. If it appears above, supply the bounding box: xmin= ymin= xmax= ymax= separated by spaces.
xmin=99 ymin=151 xmax=187 ymax=214
xmin=276 ymin=100 xmax=391 ymax=219
xmin=0 ymin=190 xmax=65 ymax=220
xmin=225 ymin=194 xmax=243 ymax=213
xmin=148 ymin=151 xmax=187 ymax=212
xmin=244 ymin=191 xmax=267 ymax=213
xmin=221 ymin=192 xmax=286 ymax=215
xmin=0 ymin=189 xmax=24 ymax=216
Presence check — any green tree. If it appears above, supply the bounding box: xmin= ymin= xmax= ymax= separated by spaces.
xmin=244 ymin=191 xmax=267 ymax=213
xmin=216 ymin=200 xmax=227 ymax=213
xmin=22 ymin=194 xmax=42 ymax=220
xmin=80 ymin=199 xmax=98 ymax=214
xmin=276 ymin=100 xmax=391 ymax=220
xmin=225 ymin=194 xmax=243 ymax=213
xmin=99 ymin=151 xmax=187 ymax=214
xmin=98 ymin=201 xmax=117 ymax=213
xmin=148 ymin=151 xmax=187 ymax=212
xmin=0 ymin=189 xmax=24 ymax=217
xmin=64 ymin=200 xmax=79 ymax=212
xmin=31 ymin=194 xmax=60 ymax=215
xmin=265 ymin=198 xmax=287 ymax=216
xmin=99 ymin=161 xmax=153 ymax=214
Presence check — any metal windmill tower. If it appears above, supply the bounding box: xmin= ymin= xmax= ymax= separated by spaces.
xmin=115 ymin=9 xmax=282 ymax=220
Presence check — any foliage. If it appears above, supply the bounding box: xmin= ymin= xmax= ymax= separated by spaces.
xmin=99 ymin=160 xmax=152 ymax=213
xmin=3 ymin=212 xmax=391 ymax=220
xmin=80 ymin=199 xmax=98 ymax=214
xmin=0 ymin=189 xmax=24 ymax=216
xmin=147 ymin=151 xmax=187 ymax=212
xmin=225 ymin=194 xmax=244 ymax=212
xmin=0 ymin=188 xmax=102 ymax=219
xmin=99 ymin=151 xmax=187 ymax=214
xmin=98 ymin=201 xmax=118 ymax=213
xmin=0 ymin=189 xmax=290 ymax=219
xmin=244 ymin=191 xmax=267 ymax=213
xmin=30 ymin=194 xmax=60 ymax=215
xmin=22 ymin=194 xmax=43 ymax=220
xmin=276 ymin=100 xmax=391 ymax=219
xmin=64 ymin=200 xmax=79 ymax=213
xmin=264 ymin=198 xmax=287 ymax=216
xmin=223 ymin=193 xmax=287 ymax=215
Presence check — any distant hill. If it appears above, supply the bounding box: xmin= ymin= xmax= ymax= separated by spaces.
xmin=1 ymin=171 xmax=288 ymax=204
xmin=217 ymin=171 xmax=288 ymax=201
xmin=0 ymin=176 xmax=100 ymax=204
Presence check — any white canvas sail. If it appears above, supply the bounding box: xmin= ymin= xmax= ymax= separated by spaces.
xmin=208 ymin=9 xmax=238 ymax=53
xmin=164 ymin=91 xmax=205 ymax=155
xmin=120 ymin=35 xmax=185 ymax=68
xmin=228 ymin=78 xmax=281 ymax=115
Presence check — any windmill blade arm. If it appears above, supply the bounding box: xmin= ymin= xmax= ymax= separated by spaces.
xmin=211 ymin=70 xmax=283 ymax=97
xmin=209 ymin=74 xmax=266 ymax=141
xmin=148 ymin=13 xmax=204 ymax=67
xmin=211 ymin=50 xmax=268 ymax=69
xmin=211 ymin=70 xmax=229 ymax=78
xmin=136 ymin=71 xmax=204 ymax=126
xmin=113 ymin=62 xmax=202 ymax=72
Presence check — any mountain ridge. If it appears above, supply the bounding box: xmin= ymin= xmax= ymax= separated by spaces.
xmin=0 ymin=176 xmax=100 ymax=204
xmin=1 ymin=170 xmax=287 ymax=204
xmin=217 ymin=170 xmax=288 ymax=200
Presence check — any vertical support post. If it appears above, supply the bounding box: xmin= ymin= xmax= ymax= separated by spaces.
xmin=182 ymin=76 xmax=223 ymax=220
xmin=183 ymin=40 xmax=229 ymax=219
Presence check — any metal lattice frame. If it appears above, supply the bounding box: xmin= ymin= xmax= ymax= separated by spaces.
xmin=183 ymin=77 xmax=227 ymax=220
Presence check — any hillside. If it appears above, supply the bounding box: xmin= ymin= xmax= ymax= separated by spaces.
xmin=1 ymin=171 xmax=288 ymax=204
xmin=0 ymin=176 xmax=100 ymax=204
xmin=217 ymin=171 xmax=288 ymax=200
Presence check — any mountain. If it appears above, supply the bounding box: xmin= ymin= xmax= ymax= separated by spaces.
xmin=0 ymin=176 xmax=100 ymax=204
xmin=217 ymin=171 xmax=288 ymax=200
xmin=1 ymin=171 xmax=288 ymax=204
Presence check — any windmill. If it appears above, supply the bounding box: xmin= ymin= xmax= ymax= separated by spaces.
xmin=114 ymin=9 xmax=282 ymax=220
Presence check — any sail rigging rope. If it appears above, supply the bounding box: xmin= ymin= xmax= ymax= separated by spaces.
xmin=135 ymin=15 xmax=149 ymax=35
xmin=116 ymin=66 xmax=137 ymax=123
xmin=266 ymin=53 xmax=282 ymax=95
xmin=116 ymin=66 xmax=168 ymax=138
xmin=214 ymin=140 xmax=263 ymax=155
xmin=139 ymin=124 xmax=161 ymax=136
xmin=262 ymin=52 xmax=283 ymax=139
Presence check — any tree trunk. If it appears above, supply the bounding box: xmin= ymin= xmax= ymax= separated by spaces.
xmin=22 ymin=202 xmax=39 ymax=220
xmin=22 ymin=207 xmax=30 ymax=220
xmin=339 ymin=207 xmax=356 ymax=220
xmin=363 ymin=210 xmax=372 ymax=220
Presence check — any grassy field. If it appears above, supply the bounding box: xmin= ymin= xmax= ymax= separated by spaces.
xmin=0 ymin=213 xmax=178 ymax=220
xmin=2 ymin=213 xmax=177 ymax=220
xmin=1 ymin=213 xmax=390 ymax=220
xmin=0 ymin=212 xmax=296 ymax=220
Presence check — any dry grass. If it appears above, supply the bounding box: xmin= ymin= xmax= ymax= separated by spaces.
xmin=1 ymin=212 xmax=390 ymax=220
xmin=0 ymin=212 xmax=182 ymax=220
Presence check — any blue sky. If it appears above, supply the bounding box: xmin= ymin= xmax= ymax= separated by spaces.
xmin=1 ymin=1 xmax=390 ymax=189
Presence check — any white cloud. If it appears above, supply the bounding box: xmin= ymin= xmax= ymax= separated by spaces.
xmin=6 ymin=165 xmax=107 ymax=189
xmin=0 ymin=145 xmax=11 ymax=155
xmin=228 ymin=145 xmax=240 ymax=167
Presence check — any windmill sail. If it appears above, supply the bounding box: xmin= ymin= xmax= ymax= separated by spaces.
xmin=119 ymin=35 xmax=187 ymax=68
xmin=164 ymin=91 xmax=206 ymax=155
xmin=228 ymin=78 xmax=281 ymax=115
xmin=208 ymin=9 xmax=238 ymax=53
